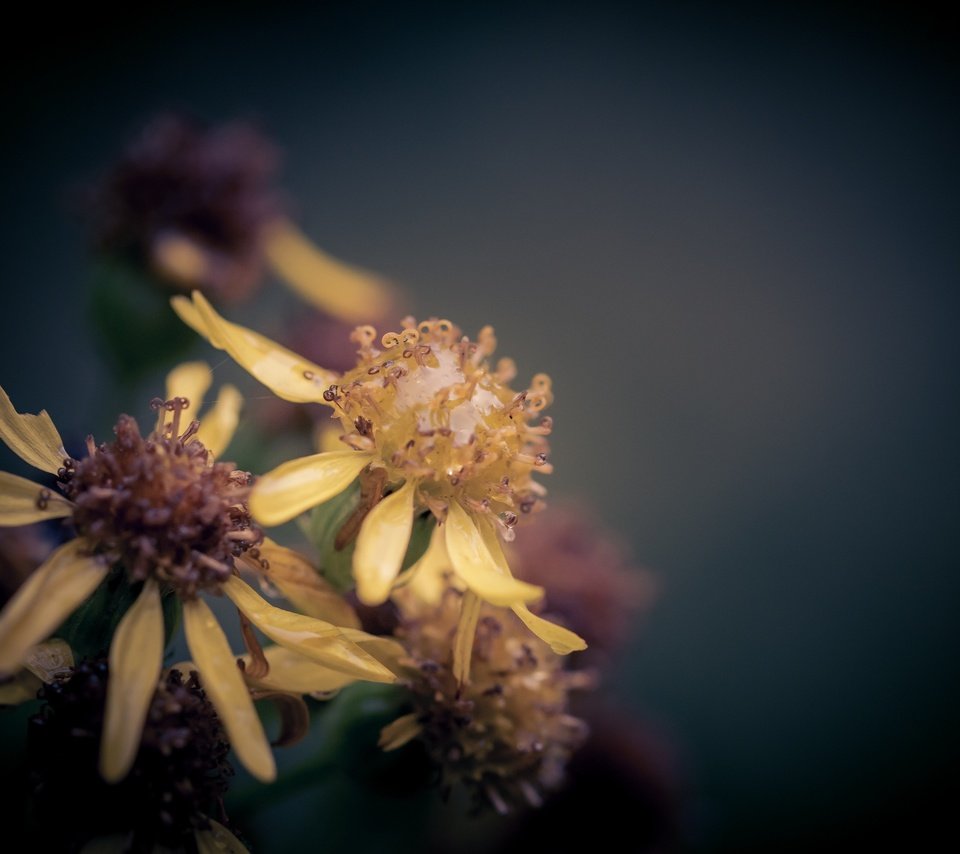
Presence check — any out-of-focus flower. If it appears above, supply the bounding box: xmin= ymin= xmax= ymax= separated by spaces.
xmin=380 ymin=588 xmax=594 ymax=814
xmin=172 ymin=292 xmax=586 ymax=680
xmin=507 ymin=503 xmax=655 ymax=659
xmin=28 ymin=658 xmax=249 ymax=853
xmin=0 ymin=369 xmax=396 ymax=785
xmin=0 ymin=524 xmax=54 ymax=606
xmin=90 ymin=114 xmax=393 ymax=319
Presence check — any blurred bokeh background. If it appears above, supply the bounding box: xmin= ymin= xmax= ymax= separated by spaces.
xmin=1 ymin=1 xmax=957 ymax=850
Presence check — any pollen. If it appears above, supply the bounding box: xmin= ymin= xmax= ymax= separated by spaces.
xmin=63 ymin=398 xmax=261 ymax=598
xmin=331 ymin=318 xmax=553 ymax=528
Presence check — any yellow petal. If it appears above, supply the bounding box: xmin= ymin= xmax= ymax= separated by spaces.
xmin=249 ymin=450 xmax=372 ymax=526
xmin=338 ymin=630 xmax=410 ymax=677
xmin=23 ymin=638 xmax=74 ymax=682
xmin=221 ymin=575 xmax=395 ymax=683
xmin=378 ymin=713 xmax=423 ymax=752
xmin=196 ymin=384 xmax=243 ymax=459
xmin=0 ymin=385 xmax=66 ymax=475
xmin=100 ymin=580 xmax=164 ymax=782
xmin=195 ymin=819 xmax=250 ymax=854
xmin=0 ymin=471 xmax=73 ymax=526
xmin=474 ymin=519 xmax=587 ymax=655
xmin=164 ymin=361 xmax=212 ymax=427
xmin=182 ymin=596 xmax=276 ymax=783
xmin=353 ymin=480 xmax=415 ymax=606
xmin=406 ymin=523 xmax=459 ymax=605
xmin=453 ymin=591 xmax=482 ymax=685
xmin=314 ymin=422 xmax=345 ymax=454
xmin=256 ymin=539 xmax=360 ymax=628
xmin=0 ymin=669 xmax=41 ymax=705
xmin=444 ymin=502 xmax=543 ymax=607
xmin=243 ymin=645 xmax=361 ymax=695
xmin=264 ymin=219 xmax=394 ymax=323
xmin=172 ymin=291 xmax=336 ymax=403
xmin=0 ymin=539 xmax=107 ymax=676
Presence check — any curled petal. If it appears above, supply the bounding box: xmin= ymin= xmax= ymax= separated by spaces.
xmin=164 ymin=361 xmax=212 ymax=427
xmin=444 ymin=502 xmax=543 ymax=607
xmin=453 ymin=591 xmax=482 ymax=685
xmin=0 ymin=471 xmax=73 ymax=526
xmin=248 ymin=689 xmax=311 ymax=747
xmin=101 ymin=580 xmax=164 ymax=782
xmin=249 ymin=450 xmax=372 ymax=526
xmin=0 ymin=385 xmax=66 ymax=474
xmin=353 ymin=480 xmax=416 ymax=606
xmin=222 ymin=575 xmax=395 ymax=683
xmin=196 ymin=384 xmax=243 ymax=459
xmin=264 ymin=219 xmax=394 ymax=323
xmin=172 ymin=291 xmax=336 ymax=403
xmin=243 ymin=645 xmax=364 ymax=695
xmin=253 ymin=539 xmax=360 ymax=628
xmin=378 ymin=713 xmax=423 ymax=752
xmin=0 ymin=539 xmax=107 ymax=676
xmin=182 ymin=597 xmax=276 ymax=783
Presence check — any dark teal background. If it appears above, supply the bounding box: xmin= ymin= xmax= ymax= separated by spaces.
xmin=1 ymin=2 xmax=957 ymax=849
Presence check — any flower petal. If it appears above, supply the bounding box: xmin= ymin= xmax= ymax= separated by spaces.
xmin=453 ymin=591 xmax=482 ymax=684
xmin=222 ymin=575 xmax=396 ymax=683
xmin=244 ymin=645 xmax=361 ymax=695
xmin=0 ymin=471 xmax=73 ymax=526
xmin=182 ymin=596 xmax=276 ymax=783
xmin=0 ymin=539 xmax=107 ymax=676
xmin=444 ymin=502 xmax=543 ymax=607
xmin=172 ymin=291 xmax=336 ymax=403
xmin=406 ymin=523 xmax=459 ymax=605
xmin=378 ymin=713 xmax=423 ymax=752
xmin=475 ymin=519 xmax=588 ymax=655
xmin=0 ymin=385 xmax=66 ymax=474
xmin=195 ymin=819 xmax=250 ymax=854
xmin=164 ymin=361 xmax=212 ymax=427
xmin=354 ymin=480 xmax=415 ymax=606
xmin=100 ymin=580 xmax=164 ymax=782
xmin=249 ymin=450 xmax=372 ymax=526
xmin=0 ymin=669 xmax=41 ymax=705
xmin=196 ymin=384 xmax=243 ymax=459
xmin=264 ymin=219 xmax=394 ymax=323
xmin=255 ymin=539 xmax=360 ymax=628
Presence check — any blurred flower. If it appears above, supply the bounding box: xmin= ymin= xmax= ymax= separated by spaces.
xmin=508 ymin=503 xmax=655 ymax=659
xmin=0 ymin=370 xmax=396 ymax=785
xmin=381 ymin=588 xmax=594 ymax=814
xmin=28 ymin=658 xmax=249 ymax=853
xmin=172 ymin=292 xmax=586 ymax=680
xmin=90 ymin=113 xmax=393 ymax=319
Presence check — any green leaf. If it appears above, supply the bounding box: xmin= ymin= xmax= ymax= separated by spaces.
xmin=55 ymin=565 xmax=141 ymax=659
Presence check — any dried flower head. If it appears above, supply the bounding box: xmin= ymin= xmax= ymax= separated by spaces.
xmin=0 ymin=370 xmax=396 ymax=786
xmin=28 ymin=658 xmax=245 ymax=851
xmin=381 ymin=590 xmax=592 ymax=814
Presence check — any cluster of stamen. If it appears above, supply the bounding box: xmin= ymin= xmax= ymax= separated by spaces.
xmin=396 ymin=590 xmax=591 ymax=813
xmin=322 ymin=318 xmax=553 ymax=533
xmin=61 ymin=398 xmax=261 ymax=597
xmin=29 ymin=660 xmax=233 ymax=849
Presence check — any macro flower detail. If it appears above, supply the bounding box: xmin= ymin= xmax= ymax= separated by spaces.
xmin=29 ymin=658 xmax=248 ymax=852
xmin=0 ymin=368 xmax=396 ymax=786
xmin=90 ymin=113 xmax=392 ymax=319
xmin=171 ymin=292 xmax=586 ymax=676
xmin=381 ymin=589 xmax=593 ymax=814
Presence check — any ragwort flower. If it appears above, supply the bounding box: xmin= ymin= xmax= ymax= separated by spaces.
xmin=171 ymin=292 xmax=586 ymax=679
xmin=0 ymin=367 xmax=395 ymax=785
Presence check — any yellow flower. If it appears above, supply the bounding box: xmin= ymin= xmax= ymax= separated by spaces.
xmin=172 ymin=292 xmax=586 ymax=679
xmin=0 ymin=366 xmax=395 ymax=785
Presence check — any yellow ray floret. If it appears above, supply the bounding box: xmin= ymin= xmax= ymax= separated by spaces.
xmin=0 ymin=385 xmax=67 ymax=475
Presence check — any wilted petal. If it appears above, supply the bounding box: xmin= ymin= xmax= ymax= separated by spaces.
xmin=172 ymin=291 xmax=336 ymax=403
xmin=353 ymin=480 xmax=415 ymax=606
xmin=0 ymin=385 xmax=67 ymax=475
xmin=264 ymin=219 xmax=393 ymax=323
xmin=0 ymin=539 xmax=107 ymax=676
xmin=196 ymin=384 xmax=243 ymax=459
xmin=378 ymin=713 xmax=423 ymax=752
xmin=101 ymin=580 xmax=164 ymax=782
xmin=453 ymin=591 xmax=482 ymax=685
xmin=221 ymin=575 xmax=395 ymax=683
xmin=249 ymin=450 xmax=372 ymax=526
xmin=182 ymin=596 xmax=276 ymax=783
xmin=444 ymin=502 xmax=543 ymax=607
xmin=164 ymin=361 xmax=212 ymax=427
xmin=0 ymin=471 xmax=72 ymax=526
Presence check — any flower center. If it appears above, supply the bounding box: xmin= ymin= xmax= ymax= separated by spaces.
xmin=62 ymin=398 xmax=261 ymax=597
